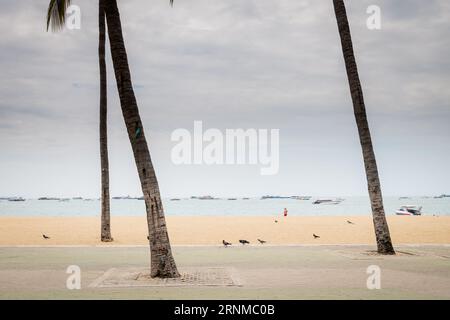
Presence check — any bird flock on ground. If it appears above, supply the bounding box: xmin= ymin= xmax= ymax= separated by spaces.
xmin=221 ymin=220 xmax=356 ymax=247
xmin=40 ymin=220 xmax=357 ymax=245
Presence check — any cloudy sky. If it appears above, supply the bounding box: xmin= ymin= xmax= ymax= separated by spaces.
xmin=0 ymin=0 xmax=449 ymax=198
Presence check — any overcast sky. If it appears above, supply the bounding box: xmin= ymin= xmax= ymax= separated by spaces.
xmin=0 ymin=0 xmax=449 ymax=198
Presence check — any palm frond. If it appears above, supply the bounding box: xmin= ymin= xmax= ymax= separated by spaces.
xmin=46 ymin=0 xmax=72 ymax=32
xmin=170 ymin=0 xmax=174 ymax=7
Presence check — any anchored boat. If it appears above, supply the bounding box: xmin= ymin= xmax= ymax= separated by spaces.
xmin=395 ymin=205 xmax=422 ymax=216
xmin=312 ymin=198 xmax=344 ymax=205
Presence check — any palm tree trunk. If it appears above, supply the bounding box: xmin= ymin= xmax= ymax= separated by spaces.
xmin=332 ymin=0 xmax=395 ymax=254
xmin=104 ymin=0 xmax=180 ymax=277
xmin=99 ymin=0 xmax=112 ymax=242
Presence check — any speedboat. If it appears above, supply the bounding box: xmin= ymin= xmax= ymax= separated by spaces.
xmin=395 ymin=205 xmax=422 ymax=216
xmin=313 ymin=198 xmax=344 ymax=205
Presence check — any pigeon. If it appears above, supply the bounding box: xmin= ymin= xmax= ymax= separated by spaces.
xmin=347 ymin=220 xmax=355 ymax=225
xmin=313 ymin=234 xmax=320 ymax=239
xmin=147 ymin=235 xmax=150 ymax=240
xmin=42 ymin=234 xmax=50 ymax=240
xmin=222 ymin=240 xmax=232 ymax=247
xmin=274 ymin=220 xmax=278 ymax=223
xmin=257 ymin=239 xmax=266 ymax=244
xmin=239 ymin=239 xmax=250 ymax=245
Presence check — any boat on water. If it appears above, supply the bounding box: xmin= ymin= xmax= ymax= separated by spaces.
xmin=170 ymin=198 xmax=181 ymax=201
xmin=112 ymin=195 xmax=133 ymax=200
xmin=434 ymin=194 xmax=450 ymax=199
xmin=291 ymin=196 xmax=311 ymax=200
xmin=38 ymin=197 xmax=60 ymax=200
xmin=198 ymin=195 xmax=217 ymax=200
xmin=312 ymin=198 xmax=344 ymax=205
xmin=395 ymin=205 xmax=422 ymax=216
xmin=261 ymin=195 xmax=291 ymax=200
xmin=112 ymin=195 xmax=143 ymax=200
xmin=227 ymin=198 xmax=237 ymax=200
xmin=8 ymin=197 xmax=25 ymax=202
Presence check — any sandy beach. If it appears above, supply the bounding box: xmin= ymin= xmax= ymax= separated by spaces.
xmin=0 ymin=215 xmax=449 ymax=246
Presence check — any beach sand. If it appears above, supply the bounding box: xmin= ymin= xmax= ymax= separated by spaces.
xmin=0 ymin=215 xmax=449 ymax=245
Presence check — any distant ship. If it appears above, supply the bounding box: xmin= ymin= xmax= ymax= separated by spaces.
xmin=291 ymin=196 xmax=312 ymax=200
xmin=112 ymin=195 xmax=132 ymax=200
xmin=170 ymin=198 xmax=181 ymax=201
xmin=38 ymin=197 xmax=60 ymax=201
xmin=112 ymin=196 xmax=142 ymax=200
xmin=434 ymin=194 xmax=450 ymax=199
xmin=313 ymin=198 xmax=344 ymax=205
xmin=261 ymin=195 xmax=291 ymax=200
xmin=227 ymin=198 xmax=237 ymax=200
xmin=198 ymin=195 xmax=217 ymax=200
xmin=8 ymin=197 xmax=25 ymax=202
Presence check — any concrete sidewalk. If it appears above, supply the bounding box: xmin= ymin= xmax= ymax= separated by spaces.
xmin=0 ymin=245 xmax=449 ymax=299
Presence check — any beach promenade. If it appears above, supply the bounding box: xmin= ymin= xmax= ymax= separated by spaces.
xmin=0 ymin=245 xmax=449 ymax=299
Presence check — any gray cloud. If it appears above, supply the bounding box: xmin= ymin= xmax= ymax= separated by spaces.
xmin=0 ymin=0 xmax=449 ymax=198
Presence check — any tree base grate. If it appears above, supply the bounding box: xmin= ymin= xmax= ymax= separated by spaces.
xmin=89 ymin=267 xmax=242 ymax=288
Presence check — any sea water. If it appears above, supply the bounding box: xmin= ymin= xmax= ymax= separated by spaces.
xmin=0 ymin=196 xmax=449 ymax=217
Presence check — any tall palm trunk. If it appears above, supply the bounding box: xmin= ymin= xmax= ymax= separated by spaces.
xmin=99 ymin=0 xmax=112 ymax=242
xmin=104 ymin=0 xmax=179 ymax=277
xmin=332 ymin=0 xmax=395 ymax=254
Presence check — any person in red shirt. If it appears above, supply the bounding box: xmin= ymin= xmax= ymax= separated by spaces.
xmin=283 ymin=208 xmax=288 ymax=217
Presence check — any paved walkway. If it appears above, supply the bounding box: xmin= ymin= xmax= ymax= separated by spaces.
xmin=0 ymin=245 xmax=449 ymax=299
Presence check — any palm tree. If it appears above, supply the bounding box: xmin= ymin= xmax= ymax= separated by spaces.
xmin=332 ymin=0 xmax=395 ymax=254
xmin=103 ymin=0 xmax=179 ymax=277
xmin=47 ymin=0 xmax=180 ymax=277
xmin=47 ymin=0 xmax=113 ymax=242
xmin=98 ymin=0 xmax=113 ymax=242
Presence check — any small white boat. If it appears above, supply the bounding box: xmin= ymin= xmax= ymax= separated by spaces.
xmin=313 ymin=198 xmax=344 ymax=205
xmin=395 ymin=205 xmax=422 ymax=216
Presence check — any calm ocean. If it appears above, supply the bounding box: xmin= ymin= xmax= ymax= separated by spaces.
xmin=0 ymin=196 xmax=449 ymax=217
